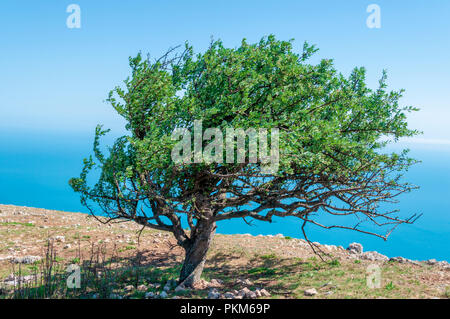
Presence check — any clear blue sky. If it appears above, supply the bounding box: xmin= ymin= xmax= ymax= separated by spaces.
xmin=1 ymin=0 xmax=449 ymax=144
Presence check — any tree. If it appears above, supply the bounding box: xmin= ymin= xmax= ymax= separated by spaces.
xmin=69 ymin=35 xmax=420 ymax=288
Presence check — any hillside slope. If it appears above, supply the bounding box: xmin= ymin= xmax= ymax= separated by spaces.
xmin=0 ymin=204 xmax=449 ymax=299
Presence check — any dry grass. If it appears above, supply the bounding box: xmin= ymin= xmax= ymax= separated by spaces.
xmin=0 ymin=204 xmax=449 ymax=299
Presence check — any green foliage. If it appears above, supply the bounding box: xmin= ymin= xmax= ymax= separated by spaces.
xmin=260 ymin=253 xmax=277 ymax=260
xmin=248 ymin=267 xmax=276 ymax=276
xmin=329 ymin=259 xmax=341 ymax=267
xmin=69 ymin=35 xmax=420 ymax=253
xmin=385 ymin=281 xmax=396 ymax=291
xmin=0 ymin=222 xmax=34 ymax=227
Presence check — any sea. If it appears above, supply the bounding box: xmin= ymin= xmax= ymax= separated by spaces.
xmin=0 ymin=129 xmax=449 ymax=262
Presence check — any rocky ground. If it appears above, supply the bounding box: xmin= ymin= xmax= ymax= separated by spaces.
xmin=0 ymin=204 xmax=449 ymax=299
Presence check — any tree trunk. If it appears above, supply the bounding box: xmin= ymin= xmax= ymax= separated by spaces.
xmin=179 ymin=220 xmax=216 ymax=288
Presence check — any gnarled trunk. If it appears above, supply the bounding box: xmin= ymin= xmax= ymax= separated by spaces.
xmin=179 ymin=220 xmax=216 ymax=288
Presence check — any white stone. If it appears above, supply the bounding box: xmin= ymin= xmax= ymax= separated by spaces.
xmin=347 ymin=242 xmax=363 ymax=254
xmin=137 ymin=284 xmax=147 ymax=292
xmin=160 ymin=291 xmax=168 ymax=298
xmin=259 ymin=289 xmax=271 ymax=297
xmin=145 ymin=292 xmax=155 ymax=299
xmin=361 ymin=251 xmax=388 ymax=262
xmin=12 ymin=256 xmax=41 ymax=264
xmin=304 ymin=288 xmax=318 ymax=296
xmin=208 ymin=288 xmax=220 ymax=299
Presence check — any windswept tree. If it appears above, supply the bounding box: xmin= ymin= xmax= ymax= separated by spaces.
xmin=70 ymin=35 xmax=420 ymax=288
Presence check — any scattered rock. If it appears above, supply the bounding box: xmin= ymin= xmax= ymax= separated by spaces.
xmin=236 ymin=278 xmax=253 ymax=286
xmin=145 ymin=292 xmax=155 ymax=299
xmin=258 ymin=288 xmax=271 ymax=297
xmin=389 ymin=256 xmax=408 ymax=264
xmin=137 ymin=284 xmax=147 ymax=292
xmin=124 ymin=285 xmax=135 ymax=292
xmin=12 ymin=256 xmax=41 ymax=264
xmin=207 ymin=288 xmax=220 ymax=299
xmin=247 ymin=290 xmax=257 ymax=299
xmin=3 ymin=274 xmax=37 ymax=286
xmin=319 ymin=281 xmax=333 ymax=288
xmin=304 ymin=288 xmax=318 ymax=296
xmin=0 ymin=256 xmax=12 ymax=262
xmin=238 ymin=287 xmax=251 ymax=297
xmin=236 ymin=287 xmax=259 ymax=299
xmin=174 ymin=284 xmax=187 ymax=292
xmin=347 ymin=242 xmax=363 ymax=254
xmin=223 ymin=292 xmax=235 ymax=299
xmin=162 ymin=279 xmax=177 ymax=291
xmin=54 ymin=236 xmax=66 ymax=243
xmin=425 ymin=259 xmax=438 ymax=266
xmin=361 ymin=251 xmax=389 ymax=262
xmin=323 ymin=245 xmax=337 ymax=251
xmin=160 ymin=291 xmax=168 ymax=298
xmin=208 ymin=278 xmax=224 ymax=288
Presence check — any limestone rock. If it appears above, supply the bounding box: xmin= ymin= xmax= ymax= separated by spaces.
xmin=124 ymin=285 xmax=135 ymax=292
xmin=12 ymin=256 xmax=41 ymax=264
xmin=137 ymin=284 xmax=147 ymax=292
xmin=361 ymin=251 xmax=389 ymax=262
xmin=208 ymin=288 xmax=220 ymax=299
xmin=389 ymin=256 xmax=408 ymax=264
xmin=208 ymin=278 xmax=224 ymax=288
xmin=174 ymin=284 xmax=187 ymax=292
xmin=259 ymin=288 xmax=271 ymax=297
xmin=304 ymin=288 xmax=318 ymax=296
xmin=223 ymin=292 xmax=235 ymax=299
xmin=347 ymin=242 xmax=363 ymax=254
xmin=160 ymin=291 xmax=168 ymax=298
xmin=145 ymin=292 xmax=155 ymax=299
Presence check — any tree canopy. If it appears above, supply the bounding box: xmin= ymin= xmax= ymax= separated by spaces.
xmin=70 ymin=35 xmax=420 ymax=287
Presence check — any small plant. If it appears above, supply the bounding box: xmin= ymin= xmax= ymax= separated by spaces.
xmin=260 ymin=253 xmax=277 ymax=260
xmin=329 ymin=259 xmax=341 ymax=267
xmin=118 ymin=245 xmax=136 ymax=252
xmin=443 ymin=286 xmax=450 ymax=299
xmin=385 ymin=281 xmax=396 ymax=291
xmin=248 ymin=267 xmax=276 ymax=276
xmin=308 ymin=257 xmax=318 ymax=263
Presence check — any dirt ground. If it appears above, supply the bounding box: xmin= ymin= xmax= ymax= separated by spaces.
xmin=0 ymin=204 xmax=449 ymax=299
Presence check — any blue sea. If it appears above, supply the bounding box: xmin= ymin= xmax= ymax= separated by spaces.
xmin=1 ymin=129 xmax=449 ymax=262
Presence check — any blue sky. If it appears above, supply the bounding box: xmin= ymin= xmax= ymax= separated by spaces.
xmin=0 ymin=0 xmax=449 ymax=145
